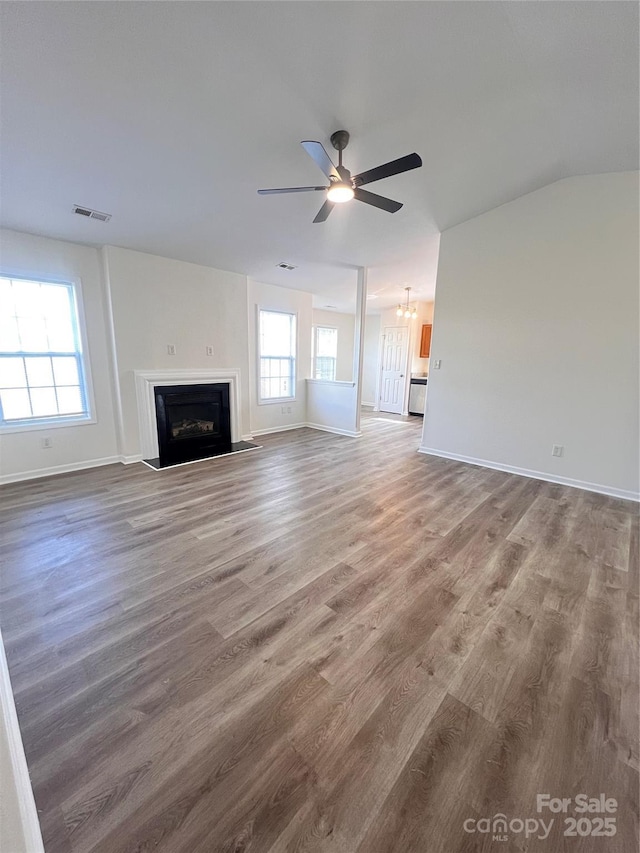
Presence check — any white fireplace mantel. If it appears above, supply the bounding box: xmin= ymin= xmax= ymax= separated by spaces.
xmin=134 ymin=368 xmax=243 ymax=460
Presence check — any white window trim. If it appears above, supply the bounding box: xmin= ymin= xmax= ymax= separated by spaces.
xmin=0 ymin=272 xmax=97 ymax=433
xmin=312 ymin=324 xmax=338 ymax=382
xmin=256 ymin=305 xmax=298 ymax=405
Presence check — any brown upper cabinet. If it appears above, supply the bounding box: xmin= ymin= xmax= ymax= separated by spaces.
xmin=420 ymin=324 xmax=432 ymax=358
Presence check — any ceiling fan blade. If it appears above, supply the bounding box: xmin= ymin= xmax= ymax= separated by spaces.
xmin=353 ymin=188 xmax=402 ymax=213
xmin=352 ymin=153 xmax=422 ymax=188
xmin=258 ymin=186 xmax=327 ymax=195
xmin=301 ymin=141 xmax=341 ymax=181
xmin=313 ymin=199 xmax=335 ymax=223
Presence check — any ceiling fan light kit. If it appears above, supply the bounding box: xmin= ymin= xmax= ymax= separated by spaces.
xmin=258 ymin=130 xmax=422 ymax=222
xmin=326 ymin=183 xmax=354 ymax=203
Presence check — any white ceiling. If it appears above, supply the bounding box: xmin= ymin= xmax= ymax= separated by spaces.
xmin=1 ymin=2 xmax=637 ymax=313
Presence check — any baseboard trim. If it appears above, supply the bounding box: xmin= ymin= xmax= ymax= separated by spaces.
xmin=361 ymin=401 xmax=375 ymax=409
xmin=306 ymin=423 xmax=362 ymax=438
xmin=0 ymin=628 xmax=45 ymax=853
xmin=0 ymin=455 xmax=121 ymax=485
xmin=0 ymin=423 xmax=365 ymax=480
xmin=251 ymin=422 xmax=308 ymax=437
xmin=417 ymin=446 xmax=640 ymax=502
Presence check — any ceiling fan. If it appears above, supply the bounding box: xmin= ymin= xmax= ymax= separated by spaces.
xmin=258 ymin=130 xmax=422 ymax=223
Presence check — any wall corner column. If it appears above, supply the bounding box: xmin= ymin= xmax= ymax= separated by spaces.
xmin=353 ymin=266 xmax=368 ymax=434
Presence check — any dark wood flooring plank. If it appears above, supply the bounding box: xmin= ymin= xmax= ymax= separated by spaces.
xmin=276 ymin=665 xmax=450 ymax=852
xmin=67 ymin=665 xmax=328 ymax=853
xmin=355 ymin=693 xmax=497 ymax=853
xmin=0 ymin=414 xmax=635 ymax=853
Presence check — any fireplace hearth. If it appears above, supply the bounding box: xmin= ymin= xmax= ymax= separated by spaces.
xmin=153 ymin=383 xmax=233 ymax=467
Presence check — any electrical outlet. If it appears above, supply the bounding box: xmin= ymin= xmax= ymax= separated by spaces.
xmin=433 ymin=359 xmax=441 ymax=369
xmin=552 ymin=444 xmax=564 ymax=458
xmin=206 ymin=346 xmax=213 ymax=356
xmin=167 ymin=344 xmax=176 ymax=356
xmin=41 ymin=437 xmax=53 ymax=449
xmin=287 ymin=406 xmax=292 ymax=414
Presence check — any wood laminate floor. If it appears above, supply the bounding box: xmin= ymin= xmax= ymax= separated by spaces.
xmin=1 ymin=414 xmax=638 ymax=852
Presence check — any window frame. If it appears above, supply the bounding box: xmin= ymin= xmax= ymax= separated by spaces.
xmin=0 ymin=273 xmax=96 ymax=433
xmin=256 ymin=306 xmax=298 ymax=405
xmin=312 ymin=325 xmax=338 ymax=382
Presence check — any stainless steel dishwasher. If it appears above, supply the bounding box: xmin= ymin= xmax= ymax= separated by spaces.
xmin=408 ymin=376 xmax=427 ymax=416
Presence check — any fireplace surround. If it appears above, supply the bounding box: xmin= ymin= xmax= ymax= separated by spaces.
xmin=134 ymin=368 xmax=250 ymax=467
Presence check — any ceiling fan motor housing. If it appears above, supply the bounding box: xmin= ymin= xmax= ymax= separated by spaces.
xmin=330 ymin=130 xmax=350 ymax=151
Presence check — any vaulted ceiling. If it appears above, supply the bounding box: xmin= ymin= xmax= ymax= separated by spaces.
xmin=1 ymin=1 xmax=637 ymax=311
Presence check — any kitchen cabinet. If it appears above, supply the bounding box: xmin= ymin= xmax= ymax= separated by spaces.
xmin=420 ymin=324 xmax=432 ymax=358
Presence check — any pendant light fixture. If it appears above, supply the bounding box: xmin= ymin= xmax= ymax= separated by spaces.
xmin=396 ymin=286 xmax=418 ymax=319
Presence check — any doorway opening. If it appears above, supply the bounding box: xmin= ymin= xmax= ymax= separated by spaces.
xmin=379 ymin=326 xmax=409 ymax=415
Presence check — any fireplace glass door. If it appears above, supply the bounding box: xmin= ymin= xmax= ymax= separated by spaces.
xmin=154 ymin=384 xmax=231 ymax=466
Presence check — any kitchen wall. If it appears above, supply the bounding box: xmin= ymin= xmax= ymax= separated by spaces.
xmin=0 ymin=229 xmax=119 ymax=482
xmin=312 ymin=309 xmax=355 ymax=381
xmin=103 ymin=246 xmax=251 ymax=458
xmin=374 ymin=302 xmax=433 ymax=413
xmin=378 ymin=302 xmax=433 ymax=375
xmin=411 ymin=301 xmax=434 ymax=375
xmin=247 ymin=279 xmax=313 ymax=435
xmin=422 ymin=171 xmax=639 ymax=499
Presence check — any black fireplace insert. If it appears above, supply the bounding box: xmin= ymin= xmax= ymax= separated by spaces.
xmin=154 ymin=383 xmax=232 ymax=467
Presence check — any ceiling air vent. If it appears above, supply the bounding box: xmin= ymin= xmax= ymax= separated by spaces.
xmin=73 ymin=205 xmax=112 ymax=222
xmin=276 ymin=262 xmax=297 ymax=271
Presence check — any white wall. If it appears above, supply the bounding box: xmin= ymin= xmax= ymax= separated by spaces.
xmin=312 ymin=309 xmax=355 ymax=381
xmin=103 ymin=246 xmax=251 ymax=458
xmin=422 ymin=172 xmax=639 ymax=500
xmin=362 ymin=314 xmax=381 ymax=407
xmin=0 ymin=232 xmax=338 ymax=471
xmin=0 ymin=229 xmax=119 ymax=482
xmin=306 ymin=380 xmax=359 ymax=436
xmin=248 ymin=279 xmax=312 ymax=435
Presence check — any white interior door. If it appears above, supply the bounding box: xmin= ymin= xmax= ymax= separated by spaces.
xmin=379 ymin=326 xmax=409 ymax=414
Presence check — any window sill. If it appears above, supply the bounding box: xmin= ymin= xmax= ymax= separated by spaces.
xmin=306 ymin=379 xmax=356 ymax=387
xmin=0 ymin=415 xmax=96 ymax=434
xmin=257 ymin=397 xmax=297 ymax=406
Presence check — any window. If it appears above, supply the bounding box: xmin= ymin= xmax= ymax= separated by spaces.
xmin=0 ymin=277 xmax=91 ymax=428
xmin=313 ymin=326 xmax=338 ymax=381
xmin=258 ymin=309 xmax=296 ymax=401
